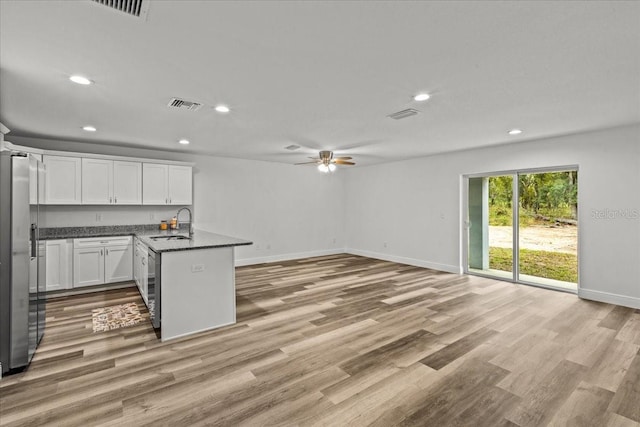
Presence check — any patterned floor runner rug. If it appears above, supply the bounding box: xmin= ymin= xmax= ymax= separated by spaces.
xmin=92 ymin=302 xmax=143 ymax=332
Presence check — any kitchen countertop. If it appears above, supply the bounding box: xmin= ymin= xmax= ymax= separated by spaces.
xmin=39 ymin=225 xmax=252 ymax=253
xmin=39 ymin=224 xmax=175 ymax=240
xmin=137 ymin=229 xmax=252 ymax=253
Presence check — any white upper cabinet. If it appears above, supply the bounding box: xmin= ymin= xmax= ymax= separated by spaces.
xmin=42 ymin=152 xmax=189 ymax=206
xmin=82 ymin=158 xmax=113 ymax=204
xmin=82 ymin=159 xmax=142 ymax=205
xmin=142 ymin=163 xmax=169 ymax=205
xmin=168 ymin=165 xmax=193 ymax=205
xmin=43 ymin=155 xmax=82 ymax=204
xmin=113 ymin=161 xmax=142 ymax=204
xmin=143 ymin=163 xmax=192 ymax=205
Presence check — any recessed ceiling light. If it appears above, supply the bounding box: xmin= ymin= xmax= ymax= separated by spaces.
xmin=82 ymin=125 xmax=97 ymax=132
xmin=413 ymin=93 xmax=430 ymax=102
xmin=215 ymin=105 xmax=230 ymax=113
xmin=178 ymin=139 xmax=190 ymax=145
xmin=70 ymin=75 xmax=93 ymax=85
xmin=508 ymin=129 xmax=523 ymax=135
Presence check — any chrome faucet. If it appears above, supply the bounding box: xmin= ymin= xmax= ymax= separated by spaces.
xmin=176 ymin=207 xmax=194 ymax=238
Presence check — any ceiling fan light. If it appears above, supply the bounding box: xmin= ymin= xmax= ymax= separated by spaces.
xmin=318 ymin=164 xmax=329 ymax=173
xmin=328 ymin=163 xmax=336 ymax=172
xmin=70 ymin=75 xmax=93 ymax=85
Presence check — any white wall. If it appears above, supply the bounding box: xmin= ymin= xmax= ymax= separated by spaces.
xmin=191 ymin=156 xmax=344 ymax=264
xmin=344 ymin=124 xmax=640 ymax=308
xmin=39 ymin=205 xmax=180 ymax=228
xmin=9 ymin=135 xmax=345 ymax=265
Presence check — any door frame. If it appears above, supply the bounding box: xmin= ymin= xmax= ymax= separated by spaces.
xmin=461 ymin=165 xmax=580 ymax=293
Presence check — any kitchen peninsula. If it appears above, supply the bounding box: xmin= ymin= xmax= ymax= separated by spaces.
xmin=40 ymin=224 xmax=252 ymax=341
xmin=137 ymin=230 xmax=252 ymax=341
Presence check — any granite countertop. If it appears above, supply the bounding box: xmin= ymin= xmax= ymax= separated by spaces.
xmin=39 ymin=224 xmax=173 ymax=240
xmin=39 ymin=224 xmax=252 ymax=253
xmin=137 ymin=229 xmax=252 ymax=253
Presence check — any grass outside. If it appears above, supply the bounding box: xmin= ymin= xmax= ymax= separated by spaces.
xmin=489 ymin=205 xmax=575 ymax=227
xmin=489 ymin=246 xmax=578 ymax=283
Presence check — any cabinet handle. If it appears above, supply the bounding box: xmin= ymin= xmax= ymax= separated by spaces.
xmin=115 ymin=196 xmax=117 ymax=204
xmin=110 ymin=197 xmax=112 ymax=204
xmin=165 ymin=198 xmax=168 ymax=204
xmin=100 ymin=249 xmax=103 ymax=256
xmin=106 ymin=249 xmax=109 ymax=255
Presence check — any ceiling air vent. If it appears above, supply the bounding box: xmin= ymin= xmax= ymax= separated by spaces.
xmin=167 ymin=98 xmax=203 ymax=112
xmin=388 ymin=108 xmax=420 ymax=120
xmin=285 ymin=144 xmax=301 ymax=151
xmin=92 ymin=0 xmax=149 ymax=19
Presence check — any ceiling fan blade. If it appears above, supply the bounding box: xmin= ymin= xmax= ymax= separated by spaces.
xmin=295 ymin=161 xmax=320 ymax=165
xmin=333 ymin=160 xmax=356 ymax=165
xmin=334 ymin=156 xmax=352 ymax=160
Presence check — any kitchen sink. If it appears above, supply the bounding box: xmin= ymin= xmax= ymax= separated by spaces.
xmin=150 ymin=235 xmax=190 ymax=241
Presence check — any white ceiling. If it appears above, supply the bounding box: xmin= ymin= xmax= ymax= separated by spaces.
xmin=1 ymin=1 xmax=639 ymax=166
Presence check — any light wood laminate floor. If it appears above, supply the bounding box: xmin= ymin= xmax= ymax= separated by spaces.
xmin=1 ymin=254 xmax=639 ymax=426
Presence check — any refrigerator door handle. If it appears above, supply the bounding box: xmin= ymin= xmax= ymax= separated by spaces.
xmin=30 ymin=224 xmax=37 ymax=258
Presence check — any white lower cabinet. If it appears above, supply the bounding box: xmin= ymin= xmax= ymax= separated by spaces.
xmin=134 ymin=238 xmax=149 ymax=304
xmin=45 ymin=239 xmax=73 ymax=291
xmin=73 ymin=236 xmax=132 ymax=288
xmin=74 ymin=247 xmax=105 ymax=287
xmin=105 ymin=245 xmax=133 ymax=283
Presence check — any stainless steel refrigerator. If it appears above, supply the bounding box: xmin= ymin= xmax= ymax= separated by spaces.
xmin=0 ymin=150 xmax=45 ymax=375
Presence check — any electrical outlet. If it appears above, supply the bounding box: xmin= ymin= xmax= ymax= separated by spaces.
xmin=96 ymin=213 xmax=102 ymax=222
xmin=150 ymin=213 xmax=155 ymax=221
xmin=255 ymin=244 xmax=261 ymax=250
xmin=383 ymin=241 xmax=388 ymax=248
xmin=332 ymin=237 xmax=336 ymax=244
xmin=266 ymin=244 xmax=271 ymax=250
xmin=191 ymin=264 xmax=205 ymax=273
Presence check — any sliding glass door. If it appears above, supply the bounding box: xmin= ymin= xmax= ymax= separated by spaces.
xmin=466 ymin=168 xmax=578 ymax=292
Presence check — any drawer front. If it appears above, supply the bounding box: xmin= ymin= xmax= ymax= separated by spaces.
xmin=74 ymin=236 xmax=132 ymax=248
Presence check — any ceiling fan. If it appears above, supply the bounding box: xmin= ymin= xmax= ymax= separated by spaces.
xmin=295 ymin=150 xmax=355 ymax=172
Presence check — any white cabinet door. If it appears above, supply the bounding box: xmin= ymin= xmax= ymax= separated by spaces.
xmin=73 ymin=247 xmax=104 ymax=287
xmin=142 ymin=163 xmax=169 ymax=205
xmin=140 ymin=251 xmax=148 ymax=304
xmin=168 ymin=165 xmax=193 ymax=205
xmin=104 ymin=244 xmax=133 ymax=284
xmin=45 ymin=240 xmax=73 ymax=291
xmin=113 ymin=161 xmax=142 ymax=205
xmin=82 ymin=158 xmax=113 ymax=204
xmin=43 ymin=155 xmax=81 ymax=204
xmin=133 ymin=243 xmax=140 ymax=288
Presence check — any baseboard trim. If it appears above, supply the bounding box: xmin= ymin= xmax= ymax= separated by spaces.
xmin=235 ymin=249 xmax=346 ymax=266
xmin=45 ymin=282 xmax=136 ymax=299
xmin=578 ymin=288 xmax=640 ymax=309
xmin=345 ymin=248 xmax=461 ymax=274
